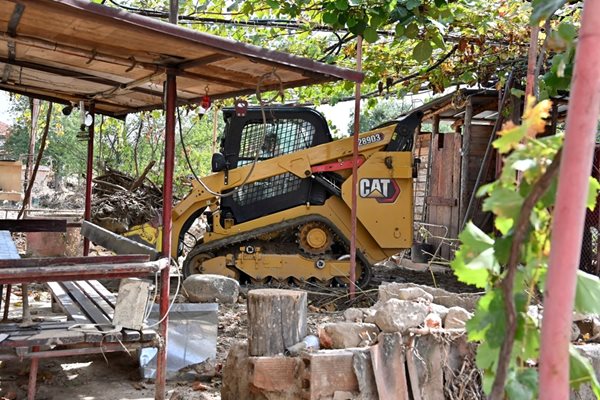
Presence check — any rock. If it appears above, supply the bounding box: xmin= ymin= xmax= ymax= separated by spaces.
xmin=183 ymin=274 xmax=240 ymax=303
xmin=429 ymin=303 xmax=449 ymax=319
xmin=374 ymin=299 xmax=429 ymax=333
xmin=571 ymin=323 xmax=581 ymax=342
xmin=319 ymin=322 xmax=379 ymax=349
xmin=424 ymin=313 xmax=442 ymax=329
xmin=435 ymin=295 xmax=479 ymax=313
xmin=592 ymin=317 xmax=600 ymax=342
xmin=333 ymin=391 xmax=355 ymax=400
xmin=378 ymin=283 xmax=434 ymax=304
xmin=363 ymin=308 xmax=378 ymax=324
xmin=444 ymin=307 xmax=472 ymax=329
xmin=344 ymin=308 xmax=365 ymax=323
xmin=377 ymin=282 xmax=481 ymax=312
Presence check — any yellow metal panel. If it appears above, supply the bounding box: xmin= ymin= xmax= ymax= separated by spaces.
xmin=341 ymin=152 xmax=413 ymax=249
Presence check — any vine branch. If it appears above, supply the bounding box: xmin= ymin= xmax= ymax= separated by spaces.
xmin=489 ymin=148 xmax=563 ymax=400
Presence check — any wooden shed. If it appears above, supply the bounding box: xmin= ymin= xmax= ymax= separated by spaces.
xmin=410 ymin=89 xmax=509 ymax=259
xmin=410 ymin=89 xmax=568 ymax=260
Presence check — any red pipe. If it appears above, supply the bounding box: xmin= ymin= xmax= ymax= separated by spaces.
xmin=27 ymin=346 xmax=40 ymax=400
xmin=539 ymin=1 xmax=600 ymax=398
xmin=83 ymin=103 xmax=95 ymax=256
xmin=155 ymin=69 xmax=176 ymax=400
xmin=349 ymin=36 xmax=363 ymax=298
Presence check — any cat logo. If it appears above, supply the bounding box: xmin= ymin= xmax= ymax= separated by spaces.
xmin=359 ymin=178 xmax=400 ymax=203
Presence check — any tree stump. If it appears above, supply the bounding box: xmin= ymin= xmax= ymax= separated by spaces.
xmin=247 ymin=289 xmax=307 ymax=356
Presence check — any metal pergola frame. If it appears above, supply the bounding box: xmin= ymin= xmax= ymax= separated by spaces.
xmin=0 ymin=1 xmax=364 ymax=399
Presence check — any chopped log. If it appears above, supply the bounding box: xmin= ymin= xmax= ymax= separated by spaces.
xmin=130 ymin=160 xmax=156 ymax=192
xmin=247 ymin=289 xmax=307 ymax=356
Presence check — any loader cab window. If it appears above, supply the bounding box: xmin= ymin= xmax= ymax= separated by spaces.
xmin=237 ymin=119 xmax=316 ymax=165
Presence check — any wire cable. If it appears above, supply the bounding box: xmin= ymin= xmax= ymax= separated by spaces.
xmin=178 ymin=70 xmax=284 ymax=198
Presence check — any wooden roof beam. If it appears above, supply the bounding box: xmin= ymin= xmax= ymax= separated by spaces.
xmin=0 ymin=56 xmax=164 ymax=99
xmin=2 ymin=3 xmax=24 ymax=83
xmin=0 ymin=32 xmax=159 ymax=73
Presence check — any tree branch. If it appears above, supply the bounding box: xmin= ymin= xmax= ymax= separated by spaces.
xmin=489 ymin=148 xmax=563 ymax=400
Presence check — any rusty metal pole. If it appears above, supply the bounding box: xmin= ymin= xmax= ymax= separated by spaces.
xmin=27 ymin=346 xmax=40 ymax=400
xmin=350 ymin=36 xmax=363 ymax=298
xmin=539 ymin=0 xmax=600 ymax=398
xmin=155 ymin=69 xmax=176 ymax=400
xmin=83 ymin=103 xmax=95 ymax=256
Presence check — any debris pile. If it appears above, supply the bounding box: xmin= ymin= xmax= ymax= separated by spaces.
xmin=91 ymin=167 xmax=162 ymax=233
xmin=221 ymin=283 xmax=484 ymax=400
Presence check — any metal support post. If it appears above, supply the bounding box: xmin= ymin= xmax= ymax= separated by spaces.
xmin=83 ymin=103 xmax=95 ymax=256
xmin=155 ymin=69 xmax=176 ymax=400
xmin=27 ymin=346 xmax=40 ymax=400
xmin=350 ymin=36 xmax=363 ymax=298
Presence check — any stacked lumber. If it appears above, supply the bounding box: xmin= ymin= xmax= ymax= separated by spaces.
xmin=221 ymin=285 xmax=482 ymax=400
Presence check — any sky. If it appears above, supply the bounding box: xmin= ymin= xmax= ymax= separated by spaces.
xmin=0 ymin=92 xmax=14 ymax=124
xmin=0 ymin=90 xmax=356 ymax=135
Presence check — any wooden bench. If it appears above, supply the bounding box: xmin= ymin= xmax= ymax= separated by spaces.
xmin=46 ymin=279 xmax=156 ymax=343
xmin=0 ymin=251 xmax=167 ymax=400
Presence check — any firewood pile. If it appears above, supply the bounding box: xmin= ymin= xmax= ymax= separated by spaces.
xmin=91 ymin=165 xmax=162 ymax=233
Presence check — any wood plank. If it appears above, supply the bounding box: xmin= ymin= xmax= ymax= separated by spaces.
xmin=426 ymin=196 xmax=458 ymax=207
xmin=46 ymin=282 xmax=91 ymax=324
xmin=0 ymin=260 xmax=165 ymax=284
xmin=61 ymin=281 xmax=113 ymax=327
xmin=75 ymin=281 xmax=114 ymax=319
xmin=459 ymin=99 xmax=473 ymax=227
xmin=0 ymin=219 xmax=66 ymax=232
xmin=4 ymin=329 xmax=86 ymax=347
xmin=87 ymin=280 xmax=117 ymax=307
xmin=0 ymin=254 xmax=150 ymax=268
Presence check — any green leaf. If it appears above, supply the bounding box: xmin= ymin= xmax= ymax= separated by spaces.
xmin=482 ymin=187 xmax=523 ymax=220
xmin=452 ymin=247 xmax=496 ymax=288
xmin=587 ymin=177 xmax=600 ymax=210
xmin=395 ymin=24 xmax=405 ymax=37
xmin=493 ymin=124 xmax=527 ymax=153
xmin=574 ymin=270 xmax=600 ymax=315
xmin=511 ymin=88 xmax=526 ymax=98
xmin=363 ymin=27 xmax=379 ymax=43
xmin=406 ymin=0 xmax=421 ymax=11
xmin=335 ymin=0 xmax=349 ymax=11
xmin=405 ymin=23 xmax=419 ymax=39
xmin=460 ymin=221 xmax=494 ymax=250
xmin=323 ymin=12 xmax=338 ymax=25
xmin=570 ymin=345 xmax=600 ymax=396
xmin=557 ymin=22 xmax=577 ymax=42
xmin=266 ymin=0 xmax=280 ymax=9
xmin=412 ymin=41 xmax=433 ymax=63
xmin=506 ymin=369 xmax=538 ymax=400
xmin=493 ymin=234 xmax=512 ymax=264
xmin=530 ymin=0 xmax=567 ymax=24
xmin=494 ymin=216 xmax=514 ymax=236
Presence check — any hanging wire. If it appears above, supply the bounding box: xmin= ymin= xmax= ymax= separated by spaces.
xmin=178 ymin=70 xmax=284 ymax=198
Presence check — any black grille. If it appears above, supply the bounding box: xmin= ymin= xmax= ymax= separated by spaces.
xmin=235 ymin=172 xmax=302 ymax=206
xmin=238 ymin=119 xmax=316 ymax=164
